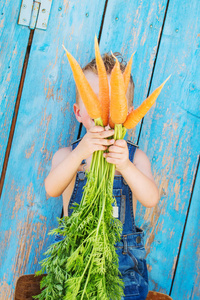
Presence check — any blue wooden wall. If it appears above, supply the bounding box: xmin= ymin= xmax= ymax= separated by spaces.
xmin=0 ymin=1 xmax=199 ymax=299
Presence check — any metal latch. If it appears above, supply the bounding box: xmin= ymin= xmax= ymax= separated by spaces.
xmin=18 ymin=0 xmax=52 ymax=30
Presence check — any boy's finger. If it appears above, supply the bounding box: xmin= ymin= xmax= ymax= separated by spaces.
xmin=105 ymin=157 xmax=120 ymax=165
xmin=104 ymin=152 xmax=121 ymax=159
xmin=99 ymin=130 xmax=115 ymax=137
xmin=94 ymin=139 xmax=115 ymax=146
xmin=114 ymin=139 xmax=127 ymax=147
xmin=90 ymin=127 xmax=115 ymax=137
xmin=94 ymin=145 xmax=108 ymax=152
xmin=90 ymin=126 xmax=105 ymax=133
xmin=108 ymin=145 xmax=124 ymax=153
xmin=91 ymin=130 xmax=115 ymax=138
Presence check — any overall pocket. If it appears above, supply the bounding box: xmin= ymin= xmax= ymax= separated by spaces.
xmin=116 ymin=247 xmax=139 ymax=297
xmin=115 ymin=228 xmax=149 ymax=298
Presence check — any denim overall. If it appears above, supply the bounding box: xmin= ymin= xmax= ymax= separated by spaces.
xmin=55 ymin=139 xmax=149 ymax=300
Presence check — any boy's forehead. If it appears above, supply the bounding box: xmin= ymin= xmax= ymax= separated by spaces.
xmin=84 ymin=71 xmax=99 ymax=91
xmin=77 ymin=70 xmax=132 ymax=108
xmin=84 ymin=70 xmax=111 ymax=94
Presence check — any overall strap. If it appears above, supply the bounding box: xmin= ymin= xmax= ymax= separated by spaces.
xmin=124 ymin=140 xmax=139 ymax=233
xmin=71 ymin=138 xmax=82 ymax=150
xmin=71 ymin=138 xmax=86 ymax=165
xmin=127 ymin=140 xmax=139 ymax=163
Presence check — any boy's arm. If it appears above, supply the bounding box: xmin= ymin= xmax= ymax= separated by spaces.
xmin=104 ymin=140 xmax=159 ymax=208
xmin=44 ymin=147 xmax=83 ymax=198
xmin=131 ymin=148 xmax=160 ymax=207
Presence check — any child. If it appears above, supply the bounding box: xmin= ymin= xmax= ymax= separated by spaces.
xmin=45 ymin=52 xmax=159 ymax=300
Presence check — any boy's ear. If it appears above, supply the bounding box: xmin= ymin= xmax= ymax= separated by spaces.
xmin=73 ymin=103 xmax=82 ymax=123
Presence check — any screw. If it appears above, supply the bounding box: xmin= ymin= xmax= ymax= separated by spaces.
xmin=42 ymin=22 xmax=47 ymax=28
xmin=175 ymin=28 xmax=179 ymax=33
xmin=22 ymin=4 xmax=27 ymax=8
xmin=23 ymin=18 xmax=27 ymax=23
xmin=115 ymin=17 xmax=118 ymax=21
xmin=86 ymin=12 xmax=89 ymax=17
xmin=42 ymin=9 xmax=46 ymax=13
xmin=58 ymin=7 xmax=62 ymax=11
xmin=150 ymin=24 xmax=153 ymax=28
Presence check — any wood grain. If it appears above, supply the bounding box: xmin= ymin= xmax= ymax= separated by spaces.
xmin=99 ymin=0 xmax=200 ymax=296
xmin=135 ymin=0 xmax=200 ymax=294
xmin=0 ymin=0 xmax=199 ymax=298
xmin=0 ymin=1 xmax=107 ymax=298
xmin=99 ymin=0 xmax=169 ymax=140
xmin=0 ymin=1 xmax=30 ymax=174
xmin=171 ymin=158 xmax=200 ymax=299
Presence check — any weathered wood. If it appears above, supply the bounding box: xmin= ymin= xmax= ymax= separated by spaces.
xmin=99 ymin=0 xmax=200 ymax=295
xmin=0 ymin=1 xmax=30 ymax=175
xmin=100 ymin=0 xmax=169 ymax=140
xmin=0 ymin=1 xmax=107 ymax=298
xmin=1 ymin=0 xmax=199 ymax=298
xmin=170 ymin=158 xmax=200 ymax=299
xmin=135 ymin=0 xmax=200 ymax=294
xmin=99 ymin=0 xmax=171 ymax=290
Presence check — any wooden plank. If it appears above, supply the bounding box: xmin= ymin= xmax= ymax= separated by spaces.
xmin=99 ymin=0 xmax=170 ymax=290
xmin=0 ymin=1 xmax=107 ymax=298
xmin=100 ymin=0 xmax=169 ymax=140
xmin=170 ymin=158 xmax=200 ymax=300
xmin=135 ymin=0 xmax=200 ymax=294
xmin=0 ymin=1 xmax=30 ymax=175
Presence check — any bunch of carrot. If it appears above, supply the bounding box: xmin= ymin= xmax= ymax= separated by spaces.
xmin=34 ymin=36 xmax=169 ymax=300
xmin=63 ymin=36 xmax=170 ymax=132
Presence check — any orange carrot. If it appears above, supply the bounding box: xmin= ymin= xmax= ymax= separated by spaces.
xmin=110 ymin=55 xmax=128 ymax=124
xmin=123 ymin=76 xmax=171 ymax=129
xmin=62 ymin=45 xmax=102 ymax=120
xmin=94 ymin=36 xmax=110 ymax=126
xmin=123 ymin=52 xmax=135 ymax=93
xmin=109 ymin=116 xmax=115 ymax=129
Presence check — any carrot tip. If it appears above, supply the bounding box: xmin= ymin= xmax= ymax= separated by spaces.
xmin=160 ymin=75 xmax=171 ymax=88
xmin=166 ymin=74 xmax=172 ymax=82
xmin=111 ymin=51 xmax=117 ymax=61
xmin=131 ymin=51 xmax=136 ymax=58
xmin=94 ymin=35 xmax=99 ymax=51
xmin=62 ymin=44 xmax=68 ymax=53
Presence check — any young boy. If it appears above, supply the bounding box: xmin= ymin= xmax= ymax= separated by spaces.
xmin=45 ymin=53 xmax=159 ymax=299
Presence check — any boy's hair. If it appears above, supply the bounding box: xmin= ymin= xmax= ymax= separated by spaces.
xmin=76 ymin=52 xmax=135 ymax=107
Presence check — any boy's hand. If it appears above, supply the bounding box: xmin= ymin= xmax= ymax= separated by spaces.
xmin=103 ymin=140 xmax=130 ymax=171
xmin=75 ymin=126 xmax=115 ymax=160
